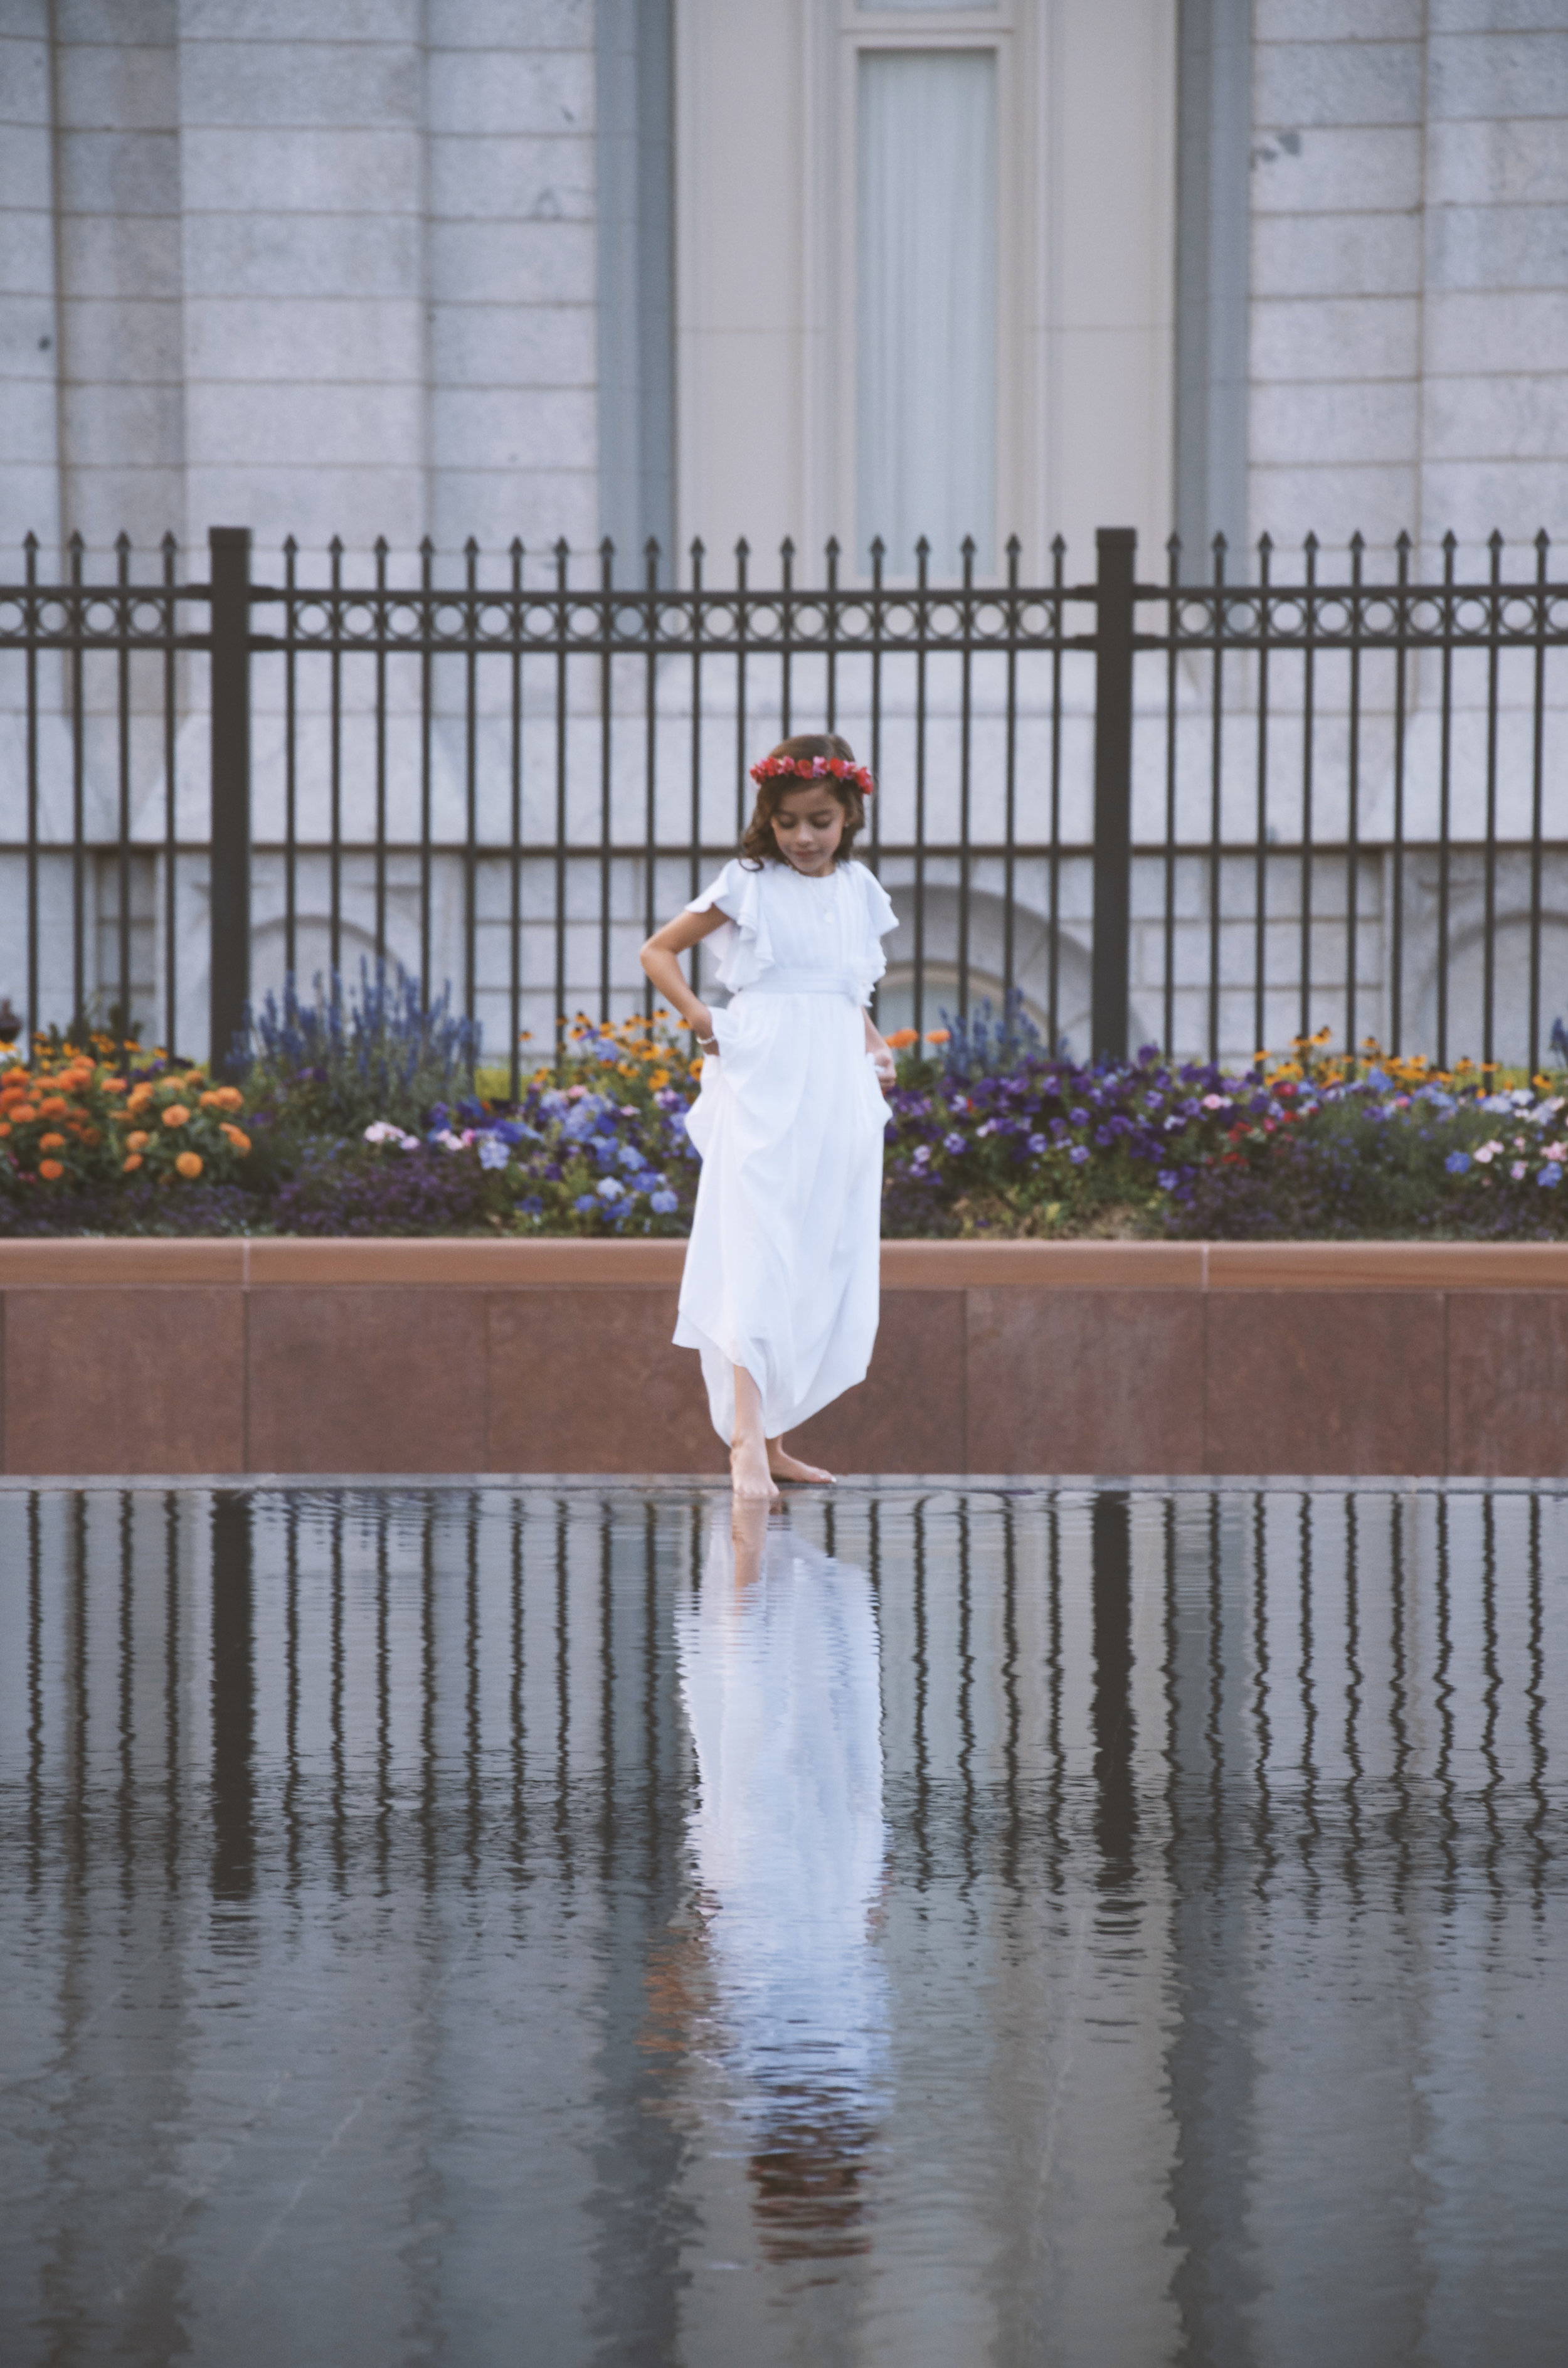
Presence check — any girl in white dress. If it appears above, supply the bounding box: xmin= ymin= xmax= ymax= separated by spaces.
xmin=640 ymin=734 xmax=899 ymax=1500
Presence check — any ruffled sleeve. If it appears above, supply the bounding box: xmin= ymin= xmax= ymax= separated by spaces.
xmin=850 ymin=863 xmax=899 ymax=1003
xmin=685 ymin=857 xmax=775 ymax=993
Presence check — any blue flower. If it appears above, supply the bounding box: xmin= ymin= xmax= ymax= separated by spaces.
xmin=617 ymin=1140 xmax=644 ymax=1170
xmin=943 ymin=1132 xmax=967 ymax=1154
xmin=1157 ymin=1169 xmax=1179 ymax=1189
xmin=1027 ymin=1133 xmax=1047 ymax=1154
xmin=517 ymin=1195 xmax=544 ymax=1216
xmin=1540 ymin=1164 xmax=1562 ymax=1187
xmin=1444 ymin=1150 xmax=1472 ymax=1175
xmin=596 ymin=1176 xmax=624 ymax=1199
xmin=650 ymin=1189 xmax=679 ymax=1214
xmin=1069 ymin=1107 xmax=1088 ymax=1125
xmin=572 ymin=1192 xmax=598 ymax=1213
xmin=477 ymin=1135 xmax=512 ymax=1171
xmin=1069 ymin=1145 xmax=1090 ymax=1165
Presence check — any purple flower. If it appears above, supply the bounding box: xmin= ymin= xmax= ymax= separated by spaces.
xmin=1444 ymin=1150 xmax=1471 ymax=1174
xmin=1069 ymin=1145 xmax=1090 ymax=1165
xmin=1540 ymin=1165 xmax=1562 ymax=1187
xmin=650 ymin=1189 xmax=679 ymax=1214
xmin=1157 ymin=1169 xmax=1179 ymax=1190
xmin=943 ymin=1132 xmax=967 ymax=1155
xmin=477 ymin=1135 xmax=512 ymax=1171
xmin=573 ymin=1192 xmax=598 ymax=1213
xmin=1027 ymin=1133 xmax=1047 ymax=1154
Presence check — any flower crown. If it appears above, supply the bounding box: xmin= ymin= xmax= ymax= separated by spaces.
xmin=750 ymin=753 xmax=876 ymax=796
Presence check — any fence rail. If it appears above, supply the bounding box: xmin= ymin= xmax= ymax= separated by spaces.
xmin=1 ymin=524 xmax=1565 ymax=1085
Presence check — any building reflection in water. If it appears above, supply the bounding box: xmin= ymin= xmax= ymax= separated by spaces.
xmin=649 ymin=1501 xmax=890 ymax=2269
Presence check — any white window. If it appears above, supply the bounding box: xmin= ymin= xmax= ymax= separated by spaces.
xmin=855 ymin=49 xmax=998 ymax=574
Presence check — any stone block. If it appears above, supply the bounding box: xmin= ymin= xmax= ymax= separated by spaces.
xmin=1251 ymin=294 xmax=1419 ymax=383
xmin=1251 ymin=378 xmax=1419 ymax=468
xmin=1204 ymin=1292 xmax=1447 ymax=1475
xmin=1250 ymin=124 xmax=1421 ymax=214
xmin=4 ymin=1285 xmax=246 ymax=1475
xmin=0 ymin=295 xmax=58 ymax=377
xmin=1449 ymin=1291 xmax=1568 ymax=1476
xmin=1254 ymin=0 xmax=1423 ymax=35
xmin=180 ymin=0 xmax=418 ymax=36
xmin=1428 ymin=28 xmax=1568 ymax=116
xmin=180 ymin=126 xmax=421 ymax=216
xmin=59 ymin=293 xmax=182 ymax=383
xmin=179 ymin=39 xmax=422 ymax=131
xmin=0 ymin=31 xmax=50 ymax=125
xmin=186 ymin=378 xmax=425 ymax=470
xmin=183 ymin=210 xmax=420 ymax=299
xmin=428 ymin=467 xmax=598 ymax=554
xmin=0 ymin=464 xmax=59 ymax=546
xmin=0 ymin=122 xmax=50 ymax=211
xmin=428 ymin=132 xmax=596 ymax=223
xmin=1251 ymin=211 xmax=1421 ymax=300
xmin=1426 ymin=202 xmax=1568 ymax=290
xmin=430 ymin=302 xmax=595 ymax=390
xmin=1426 ymin=117 xmax=1568 ymax=207
xmin=182 ymin=460 xmax=426 ymax=556
xmin=53 ymin=41 xmax=179 ymax=134
xmin=54 ymin=210 xmax=181 ymax=299
xmin=1247 ymin=459 xmax=1419 ymax=550
xmin=426 ymin=220 xmax=595 ymax=306
xmin=425 ymin=47 xmax=594 ymax=137
xmin=965 ymin=1288 xmax=1205 ymax=1475
xmin=426 ymin=0 xmax=590 ymax=46
xmin=184 ymin=294 xmax=424 ymax=383
xmin=430 ymin=386 xmax=596 ymax=472
xmin=1426 ymin=288 xmax=1568 ymax=377
xmin=1416 ymin=457 xmax=1567 ymax=545
xmin=0 ymin=376 xmax=56 ymax=464
xmin=1253 ymin=39 xmax=1424 ymax=129
xmin=54 ymin=0 xmax=174 ymax=37
xmin=55 ymin=126 xmax=181 ymax=215
xmin=61 ymin=378 xmax=184 ymax=468
xmin=486 ymin=1288 xmax=722 ymax=1473
xmin=1424 ymin=372 xmax=1568 ymax=462
xmin=248 ymin=1288 xmax=487 ymax=1472
xmin=0 ymin=211 xmax=58 ymax=299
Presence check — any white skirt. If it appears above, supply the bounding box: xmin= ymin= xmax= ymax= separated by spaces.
xmin=674 ymin=987 xmax=889 ymax=1444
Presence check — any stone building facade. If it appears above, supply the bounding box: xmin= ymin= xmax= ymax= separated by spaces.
xmin=0 ymin=1 xmax=1564 ymax=1063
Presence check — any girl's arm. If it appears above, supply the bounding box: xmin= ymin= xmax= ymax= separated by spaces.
xmin=864 ymin=1007 xmax=896 ymax=1088
xmin=639 ymin=906 xmax=729 ymax=1048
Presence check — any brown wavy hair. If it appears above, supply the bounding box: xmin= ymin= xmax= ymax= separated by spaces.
xmin=739 ymin=734 xmax=867 ymax=868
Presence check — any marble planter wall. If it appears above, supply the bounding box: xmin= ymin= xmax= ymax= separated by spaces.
xmin=0 ymin=1236 xmax=1561 ymax=1479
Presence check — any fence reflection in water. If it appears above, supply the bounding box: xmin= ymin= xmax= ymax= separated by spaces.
xmin=2 ymin=1482 xmax=1566 ymax=2365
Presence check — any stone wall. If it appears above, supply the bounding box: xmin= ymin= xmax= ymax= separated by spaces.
xmin=1250 ymin=0 xmax=1568 ymax=567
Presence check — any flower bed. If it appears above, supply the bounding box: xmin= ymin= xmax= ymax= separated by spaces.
xmin=3 ymin=978 xmax=1565 ymax=1243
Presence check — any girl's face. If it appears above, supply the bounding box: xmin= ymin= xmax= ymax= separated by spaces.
xmin=770 ymin=782 xmax=846 ymax=874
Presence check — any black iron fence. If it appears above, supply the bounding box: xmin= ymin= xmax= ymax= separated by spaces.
xmin=1 ymin=524 xmax=1565 ymax=1088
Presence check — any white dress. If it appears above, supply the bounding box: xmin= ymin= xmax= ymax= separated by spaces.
xmin=675 ymin=856 xmax=899 ymax=1445
xmin=675 ymin=1519 xmax=889 ymax=2115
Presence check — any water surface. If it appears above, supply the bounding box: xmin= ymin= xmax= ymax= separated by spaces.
xmin=2 ymin=1482 xmax=1565 ymax=2365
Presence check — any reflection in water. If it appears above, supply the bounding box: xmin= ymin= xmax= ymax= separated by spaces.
xmin=1 ymin=1482 xmax=1567 ymax=2366
xmin=667 ymin=1505 xmax=888 ymax=2264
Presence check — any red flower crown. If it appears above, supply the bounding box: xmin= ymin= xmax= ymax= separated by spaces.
xmin=749 ymin=753 xmax=876 ymax=795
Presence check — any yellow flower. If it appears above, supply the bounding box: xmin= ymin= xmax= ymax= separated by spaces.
xmin=161 ymin=1103 xmax=191 ymax=1128
xmin=174 ymin=1150 xmax=203 ymax=1179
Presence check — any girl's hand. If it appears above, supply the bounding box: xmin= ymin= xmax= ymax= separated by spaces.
xmin=691 ymin=1002 xmax=718 ymax=1056
xmin=869 ymin=1037 xmax=896 ymax=1089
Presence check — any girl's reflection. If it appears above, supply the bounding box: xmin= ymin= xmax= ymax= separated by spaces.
xmin=669 ymin=1501 xmax=890 ymax=2262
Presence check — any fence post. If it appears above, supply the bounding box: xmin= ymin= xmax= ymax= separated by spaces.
xmin=1091 ymin=525 xmax=1136 ymax=1059
xmin=208 ymin=526 xmax=252 ymax=1072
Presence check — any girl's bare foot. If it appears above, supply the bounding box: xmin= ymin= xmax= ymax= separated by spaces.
xmin=730 ymin=1436 xmax=780 ymax=1503
xmin=768 ymin=1445 xmax=835 ymax=1485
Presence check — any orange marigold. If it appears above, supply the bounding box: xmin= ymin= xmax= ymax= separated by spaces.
xmin=127 ymin=1130 xmax=150 ymax=1152
xmin=218 ymin=1122 xmax=252 ymax=1155
xmin=11 ymin=1103 xmax=36 ymax=1122
xmin=0 ymin=1123 xmax=10 ymax=1138
xmin=161 ymin=1103 xmax=191 ymax=1128
xmin=38 ymin=1132 xmax=66 ymax=1150
xmin=174 ymin=1149 xmax=203 ymax=1179
xmin=882 ymin=1029 xmax=919 ymax=1049
xmin=102 ymin=1076 xmax=127 ymax=1095
xmin=122 ymin=1153 xmax=143 ymax=1173
xmin=38 ymin=1159 xmax=63 ymax=1180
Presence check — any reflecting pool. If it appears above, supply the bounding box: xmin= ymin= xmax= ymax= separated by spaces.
xmin=3 ymin=1482 xmax=1567 ymax=2366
